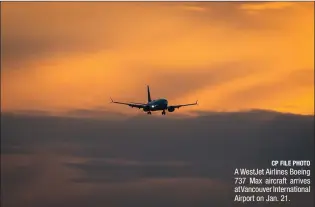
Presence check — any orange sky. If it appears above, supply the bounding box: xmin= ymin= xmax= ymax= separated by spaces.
xmin=1 ymin=2 xmax=314 ymax=115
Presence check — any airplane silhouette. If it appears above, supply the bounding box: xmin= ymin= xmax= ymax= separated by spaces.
xmin=110 ymin=85 xmax=198 ymax=115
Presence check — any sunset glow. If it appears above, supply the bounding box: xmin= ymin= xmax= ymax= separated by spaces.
xmin=1 ymin=2 xmax=314 ymax=115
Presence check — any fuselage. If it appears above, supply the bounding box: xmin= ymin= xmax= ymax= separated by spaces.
xmin=143 ymin=98 xmax=168 ymax=112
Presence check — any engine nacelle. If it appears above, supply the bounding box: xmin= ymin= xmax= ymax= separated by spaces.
xmin=167 ymin=107 xmax=175 ymax=112
xmin=143 ymin=106 xmax=150 ymax=112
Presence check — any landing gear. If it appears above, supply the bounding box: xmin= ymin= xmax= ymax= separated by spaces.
xmin=147 ymin=111 xmax=152 ymax=115
xmin=162 ymin=110 xmax=166 ymax=115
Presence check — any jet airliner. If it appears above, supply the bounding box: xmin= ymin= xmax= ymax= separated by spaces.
xmin=110 ymin=86 xmax=198 ymax=115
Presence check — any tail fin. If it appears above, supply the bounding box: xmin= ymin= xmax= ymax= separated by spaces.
xmin=147 ymin=85 xmax=152 ymax=102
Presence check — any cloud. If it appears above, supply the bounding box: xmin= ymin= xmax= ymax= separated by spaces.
xmin=1 ymin=110 xmax=314 ymax=206
xmin=67 ymin=159 xmax=193 ymax=183
xmin=65 ymin=108 xmax=129 ymax=120
xmin=127 ymin=60 xmax=265 ymax=101
xmin=1 ymin=2 xmax=313 ymax=115
xmin=214 ymin=68 xmax=314 ymax=113
xmin=180 ymin=5 xmax=207 ymax=12
xmin=1 ymin=153 xmax=88 ymax=207
xmin=240 ymin=2 xmax=296 ymax=12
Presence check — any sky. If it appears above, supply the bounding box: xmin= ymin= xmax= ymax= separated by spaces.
xmin=1 ymin=3 xmax=314 ymax=206
xmin=1 ymin=2 xmax=314 ymax=116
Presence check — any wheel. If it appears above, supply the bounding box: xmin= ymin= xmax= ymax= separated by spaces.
xmin=162 ymin=111 xmax=166 ymax=115
xmin=147 ymin=111 xmax=151 ymax=115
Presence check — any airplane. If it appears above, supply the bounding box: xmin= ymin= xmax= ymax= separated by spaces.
xmin=110 ymin=85 xmax=198 ymax=115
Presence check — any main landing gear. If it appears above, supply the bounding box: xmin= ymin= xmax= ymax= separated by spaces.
xmin=147 ymin=111 xmax=166 ymax=115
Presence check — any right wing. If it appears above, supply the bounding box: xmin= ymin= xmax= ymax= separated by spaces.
xmin=169 ymin=100 xmax=198 ymax=109
xmin=110 ymin=97 xmax=146 ymax=109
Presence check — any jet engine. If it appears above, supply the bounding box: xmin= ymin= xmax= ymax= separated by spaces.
xmin=167 ymin=107 xmax=175 ymax=112
xmin=143 ymin=106 xmax=150 ymax=112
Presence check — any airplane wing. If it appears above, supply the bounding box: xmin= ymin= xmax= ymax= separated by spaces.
xmin=110 ymin=98 xmax=146 ymax=109
xmin=168 ymin=100 xmax=198 ymax=109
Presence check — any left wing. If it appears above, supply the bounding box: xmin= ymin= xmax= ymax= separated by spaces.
xmin=110 ymin=97 xmax=146 ymax=109
xmin=168 ymin=100 xmax=198 ymax=109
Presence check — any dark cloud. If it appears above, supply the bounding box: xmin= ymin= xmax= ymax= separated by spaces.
xmin=67 ymin=159 xmax=193 ymax=183
xmin=21 ymin=178 xmax=228 ymax=207
xmin=65 ymin=108 xmax=129 ymax=120
xmin=1 ymin=110 xmax=314 ymax=206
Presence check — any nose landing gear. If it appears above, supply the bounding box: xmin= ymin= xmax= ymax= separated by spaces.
xmin=147 ymin=111 xmax=152 ymax=115
xmin=162 ymin=110 xmax=166 ymax=115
